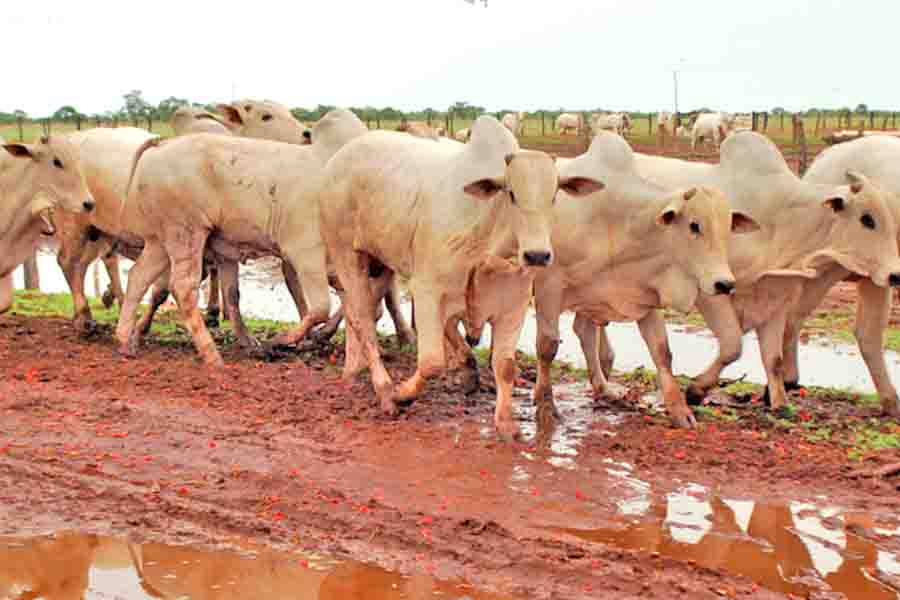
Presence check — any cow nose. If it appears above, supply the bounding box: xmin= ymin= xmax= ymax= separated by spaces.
xmin=523 ymin=250 xmax=552 ymax=267
xmin=83 ymin=199 xmax=95 ymax=212
xmin=714 ymin=280 xmax=735 ymax=295
xmin=890 ymin=273 xmax=900 ymax=287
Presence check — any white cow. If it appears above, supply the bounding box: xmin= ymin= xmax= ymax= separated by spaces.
xmin=318 ymin=116 xmax=601 ymax=439
xmin=556 ymin=112 xmax=584 ymax=136
xmin=786 ymin=136 xmax=900 ymax=416
xmin=170 ymin=106 xmax=232 ymax=137
xmin=533 ymin=132 xmax=757 ymax=429
xmin=454 ymin=128 xmax=471 ymax=142
xmin=1 ymin=136 xmax=95 ymax=313
xmin=592 ymin=112 xmax=632 ymax=137
xmin=115 ymin=109 xmax=369 ymax=366
xmin=616 ymin=132 xmax=900 ymax=412
xmin=501 ymin=111 xmax=527 ymax=137
xmin=691 ymin=112 xmax=733 ymax=151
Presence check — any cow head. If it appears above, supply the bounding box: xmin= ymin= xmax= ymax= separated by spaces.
xmin=170 ymin=105 xmax=231 ymax=137
xmin=656 ymin=185 xmax=758 ymax=297
xmin=463 ymin=151 xmax=601 ymax=268
xmin=807 ymin=171 xmax=900 ymax=288
xmin=216 ymin=99 xmax=307 ymax=144
xmin=2 ymin=136 xmax=94 ymax=236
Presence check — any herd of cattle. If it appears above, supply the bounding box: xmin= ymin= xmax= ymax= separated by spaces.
xmin=2 ymin=99 xmax=900 ymax=441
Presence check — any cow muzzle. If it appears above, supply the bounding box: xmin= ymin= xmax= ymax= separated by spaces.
xmin=83 ymin=198 xmax=95 ymax=213
xmin=890 ymin=273 xmax=900 ymax=288
xmin=522 ymin=250 xmax=553 ymax=267
xmin=713 ymin=279 xmax=735 ymax=295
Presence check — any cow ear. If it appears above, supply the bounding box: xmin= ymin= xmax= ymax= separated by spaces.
xmin=558 ymin=176 xmax=605 ymax=197
xmin=2 ymin=143 xmax=36 ymax=159
xmin=217 ymin=103 xmax=244 ymax=126
xmin=464 ymin=178 xmax=506 ymax=200
xmin=731 ymin=211 xmax=760 ymax=234
xmin=823 ymin=195 xmax=847 ymax=213
xmin=657 ymin=194 xmax=686 ymax=226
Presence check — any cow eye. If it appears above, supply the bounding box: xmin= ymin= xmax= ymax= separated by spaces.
xmin=861 ymin=213 xmax=876 ymax=230
xmin=690 ymin=221 xmax=701 ymax=235
xmin=52 ymin=157 xmax=64 ymax=169
xmin=262 ymin=114 xmax=273 ymax=122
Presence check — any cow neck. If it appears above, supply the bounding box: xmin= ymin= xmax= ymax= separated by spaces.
xmin=0 ymin=157 xmax=38 ymax=268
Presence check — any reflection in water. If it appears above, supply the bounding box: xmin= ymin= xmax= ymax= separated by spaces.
xmin=0 ymin=532 xmax=515 ymax=600
xmin=558 ymin=493 xmax=900 ymax=600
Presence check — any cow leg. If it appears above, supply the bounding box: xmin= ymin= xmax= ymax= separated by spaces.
xmin=205 ymin=263 xmax=221 ymax=328
xmin=101 ymin=250 xmax=124 ymax=309
xmin=533 ymin=280 xmax=563 ymax=424
xmin=489 ymin=297 xmax=530 ymax=441
xmin=385 ymin=280 xmax=416 ymax=346
xmin=394 ymin=293 xmax=445 ymax=405
xmin=757 ymin=305 xmax=790 ymax=411
xmin=58 ymin=233 xmax=101 ymax=335
xmin=638 ymin=310 xmax=696 ymax=429
xmin=282 ymin=260 xmax=308 ymax=319
xmin=331 ymin=251 xmax=395 ymax=413
xmin=597 ymin=324 xmax=615 ymax=380
xmin=165 ymin=230 xmax=224 ymax=367
xmin=136 ymin=268 xmax=171 ymax=338
xmin=443 ymin=317 xmax=479 ymax=395
xmin=0 ymin=274 xmax=12 ymax=314
xmin=115 ymin=241 xmax=170 ymax=358
xmin=573 ymin=312 xmax=622 ymax=402
xmin=218 ymin=258 xmax=261 ymax=351
xmin=269 ymin=243 xmax=332 ymax=347
xmin=855 ymin=279 xmax=899 ymax=417
xmin=686 ymin=294 xmax=744 ymax=404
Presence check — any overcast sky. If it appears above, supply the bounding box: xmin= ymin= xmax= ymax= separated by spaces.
xmin=4 ymin=0 xmax=895 ymax=117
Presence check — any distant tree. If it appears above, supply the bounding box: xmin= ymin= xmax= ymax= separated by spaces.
xmin=156 ymin=96 xmax=189 ymax=121
xmin=771 ymin=107 xmax=785 ymax=114
xmin=855 ymin=103 xmax=869 ymax=114
xmin=378 ymin=106 xmax=404 ymax=122
xmin=52 ymin=105 xmax=86 ymax=130
xmin=123 ymin=90 xmax=150 ymax=126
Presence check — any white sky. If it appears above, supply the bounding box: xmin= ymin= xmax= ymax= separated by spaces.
xmin=4 ymin=0 xmax=896 ymax=117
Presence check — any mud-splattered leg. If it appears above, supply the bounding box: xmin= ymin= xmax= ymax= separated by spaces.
xmin=0 ymin=274 xmax=12 ymax=314
xmin=101 ymin=248 xmax=125 ymax=309
xmin=687 ymin=294 xmax=743 ymax=405
xmin=269 ymin=243 xmax=332 ymax=347
xmin=444 ymin=317 xmax=479 ymax=395
xmin=331 ymin=250 xmax=395 ymax=413
xmin=533 ymin=278 xmax=563 ymax=426
xmin=218 ymin=259 xmax=261 ymax=351
xmin=756 ymin=305 xmax=789 ymax=411
xmin=205 ymin=263 xmax=222 ymax=328
xmin=855 ymin=279 xmax=898 ymax=417
xmin=394 ymin=293 xmax=446 ymax=406
xmin=638 ymin=310 xmax=696 ymax=429
xmin=165 ymin=229 xmax=223 ymax=367
xmin=115 ymin=241 xmax=170 ymax=358
xmin=490 ymin=298 xmax=530 ymax=441
xmin=282 ymin=260 xmax=308 ymax=319
xmin=573 ymin=313 xmax=623 ymax=402
xmin=386 ymin=280 xmax=416 ymax=346
xmin=136 ymin=268 xmax=171 ymax=338
xmin=597 ymin=324 xmax=615 ymax=380
xmin=58 ymin=234 xmax=101 ymax=335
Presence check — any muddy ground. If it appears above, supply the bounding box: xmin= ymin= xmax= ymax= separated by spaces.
xmin=2 ymin=291 xmax=900 ymax=599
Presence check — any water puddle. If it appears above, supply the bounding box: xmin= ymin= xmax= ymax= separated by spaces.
xmin=553 ymin=487 xmax=900 ymax=600
xmin=0 ymin=531 xmax=516 ymax=600
xmin=14 ymin=251 xmax=895 ymax=395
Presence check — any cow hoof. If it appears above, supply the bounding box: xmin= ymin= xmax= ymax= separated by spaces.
xmin=685 ymin=385 xmax=706 ymax=406
xmin=882 ymin=402 xmax=900 ymax=419
xmin=669 ymin=409 xmax=697 ymax=430
xmin=784 ymin=380 xmax=802 ymax=392
xmin=310 ymin=325 xmax=338 ymax=344
xmin=205 ymin=313 xmax=220 ymax=329
xmin=495 ymin=419 xmax=521 ymax=442
xmin=101 ymin=289 xmax=116 ymax=309
xmin=74 ymin=318 xmax=98 ymax=336
xmin=117 ymin=344 xmax=137 ymax=360
xmin=459 ymin=368 xmax=480 ymax=396
xmin=760 ymin=387 xmax=772 ymax=407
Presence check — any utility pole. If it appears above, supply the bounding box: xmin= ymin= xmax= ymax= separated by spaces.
xmin=673 ymin=69 xmax=679 ymax=116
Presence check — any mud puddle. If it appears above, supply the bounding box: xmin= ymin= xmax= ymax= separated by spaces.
xmin=15 ymin=252 xmax=899 ymax=394
xmin=0 ymin=531 xmax=517 ymax=600
xmin=553 ymin=487 xmax=900 ymax=600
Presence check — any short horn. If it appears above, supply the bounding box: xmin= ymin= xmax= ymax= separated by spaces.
xmin=504 ymin=153 xmax=516 ymax=166
xmin=684 ymin=187 xmax=697 ymax=201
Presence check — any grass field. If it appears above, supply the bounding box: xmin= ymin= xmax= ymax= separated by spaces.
xmin=4 ymin=111 xmax=894 ymax=150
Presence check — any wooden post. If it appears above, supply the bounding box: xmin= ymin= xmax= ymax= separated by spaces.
xmin=780 ymin=111 xmax=785 ymax=132
xmin=16 ymin=116 xmax=24 ymax=141
xmin=541 ymin=110 xmax=545 ymax=136
xmin=869 ymin=111 xmax=875 ymax=129
xmin=763 ymin=112 xmax=769 ymax=131
xmin=648 ymin=113 xmax=654 ymax=136
xmin=893 ymin=112 xmax=897 ymax=129
xmin=797 ymin=117 xmax=808 ymax=176
xmin=447 ymin=112 xmax=452 ymax=137
xmin=23 ymin=254 xmax=40 ymax=290
xmin=791 ymin=114 xmax=798 ymax=145
xmin=751 ymin=111 xmax=758 ymax=132
xmin=883 ymin=113 xmax=889 ymax=129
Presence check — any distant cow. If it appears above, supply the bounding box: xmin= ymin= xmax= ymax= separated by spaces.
xmin=691 ymin=112 xmax=733 ymax=151
xmin=501 ymin=111 xmax=527 ymax=137
xmin=592 ymin=112 xmax=632 ymax=137
xmin=556 ymin=112 xmax=584 ymax=136
xmin=170 ymin=106 xmax=232 ymax=137
xmin=454 ymin=128 xmax=471 ymax=142
xmin=396 ymin=118 xmax=441 ymax=141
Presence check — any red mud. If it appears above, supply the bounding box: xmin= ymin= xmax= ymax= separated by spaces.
xmin=1 ymin=309 xmax=900 ymax=599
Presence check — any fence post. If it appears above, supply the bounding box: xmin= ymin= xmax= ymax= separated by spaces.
xmin=16 ymin=116 xmax=24 ymax=141
xmin=869 ymin=111 xmax=875 ymax=129
xmin=648 ymin=113 xmax=654 ymax=137
xmin=797 ymin=117 xmax=808 ymax=176
xmin=780 ymin=111 xmax=785 ymax=132
xmin=763 ymin=112 xmax=769 ymax=131
xmin=882 ymin=113 xmax=889 ymax=129
xmin=814 ymin=111 xmax=821 ymax=137
xmin=23 ymin=254 xmax=40 ymax=290
xmin=893 ymin=112 xmax=897 ymax=129
xmin=541 ymin=110 xmax=545 ymax=136
xmin=791 ymin=114 xmax=798 ymax=145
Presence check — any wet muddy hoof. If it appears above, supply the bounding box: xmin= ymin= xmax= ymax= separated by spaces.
xmin=669 ymin=409 xmax=697 ymax=429
xmin=310 ymin=325 xmax=338 ymax=344
xmin=395 ymin=397 xmax=416 ymax=409
xmin=380 ymin=398 xmax=401 ymax=417
xmin=495 ymin=420 xmax=522 ymax=442
xmin=101 ymin=289 xmax=117 ymax=309
xmin=773 ymin=405 xmax=793 ymax=420
xmin=685 ymin=386 xmax=706 ymax=406
xmin=784 ymin=380 xmax=802 ymax=392
xmin=760 ymin=387 xmax=772 ymax=407
xmin=205 ymin=313 xmax=220 ymax=329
